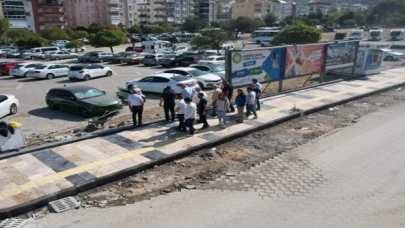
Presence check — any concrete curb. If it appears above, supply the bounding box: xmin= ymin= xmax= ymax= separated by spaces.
xmin=1 ymin=79 xmax=404 ymax=218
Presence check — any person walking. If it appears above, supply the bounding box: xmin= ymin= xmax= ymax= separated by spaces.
xmin=242 ymin=39 xmax=246 ymax=49
xmin=194 ymin=87 xmax=207 ymax=104
xmin=179 ymin=83 xmax=196 ymax=99
xmin=222 ymin=80 xmax=235 ymax=112
xmin=215 ymin=92 xmax=229 ymax=128
xmin=211 ymin=85 xmax=221 ymax=116
xmin=175 ymin=97 xmax=187 ymax=132
xmin=252 ymin=79 xmax=262 ymax=110
xmin=246 ymin=87 xmax=258 ymax=119
xmin=128 ymin=88 xmax=144 ymax=127
xmin=160 ymin=86 xmax=176 ymax=122
xmin=184 ymin=97 xmax=197 ymax=135
xmin=197 ymin=92 xmax=209 ymax=129
xmin=235 ymin=89 xmax=247 ymax=123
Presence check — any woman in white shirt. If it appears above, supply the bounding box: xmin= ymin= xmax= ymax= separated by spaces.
xmin=184 ymin=97 xmax=197 ymax=135
xmin=215 ymin=93 xmax=229 ymax=128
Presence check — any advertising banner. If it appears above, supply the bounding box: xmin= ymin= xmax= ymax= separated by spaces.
xmin=230 ymin=48 xmax=284 ymax=87
xmin=325 ymin=41 xmax=358 ymax=70
xmin=285 ymin=45 xmax=325 ymax=78
xmin=365 ymin=49 xmax=383 ymax=70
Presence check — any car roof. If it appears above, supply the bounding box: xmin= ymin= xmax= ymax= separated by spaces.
xmin=205 ymin=55 xmax=222 ymax=58
xmin=52 ymin=85 xmax=96 ymax=92
xmin=166 ymin=67 xmax=194 ymax=71
xmin=189 ymin=64 xmax=213 ymax=68
xmin=149 ymin=73 xmax=182 ymax=78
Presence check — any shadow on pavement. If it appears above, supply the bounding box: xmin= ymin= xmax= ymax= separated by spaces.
xmin=28 ymin=107 xmax=84 ymax=122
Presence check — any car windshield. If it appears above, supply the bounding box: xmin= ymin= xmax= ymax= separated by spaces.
xmin=211 ymin=65 xmax=225 ymax=72
xmin=188 ymin=69 xmax=208 ymax=76
xmin=114 ymin=52 xmax=125 ymax=57
xmin=164 ymin=54 xmax=176 ymax=58
xmin=370 ymin=31 xmax=380 ymax=36
xmin=391 ymin=31 xmax=401 ymax=36
xmin=74 ymin=88 xmax=104 ymax=100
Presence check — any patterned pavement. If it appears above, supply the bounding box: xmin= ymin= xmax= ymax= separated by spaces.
xmin=1 ymin=68 xmax=405 ymax=218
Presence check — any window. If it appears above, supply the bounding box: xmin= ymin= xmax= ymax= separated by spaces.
xmin=140 ymin=77 xmax=154 ymax=82
xmin=0 ymin=95 xmax=7 ymax=103
xmin=153 ymin=77 xmax=170 ymax=83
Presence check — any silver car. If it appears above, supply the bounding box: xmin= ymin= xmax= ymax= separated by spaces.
xmin=46 ymin=51 xmax=78 ymax=60
xmin=189 ymin=64 xmax=225 ymax=79
xmin=27 ymin=64 xmax=70 ymax=79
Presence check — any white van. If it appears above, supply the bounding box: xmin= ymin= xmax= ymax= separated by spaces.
xmin=142 ymin=40 xmax=173 ymax=54
xmin=22 ymin=46 xmax=60 ymax=60
xmin=220 ymin=44 xmax=234 ymax=55
xmin=389 ymin=29 xmax=405 ymax=41
xmin=368 ymin=30 xmax=383 ymax=41
xmin=349 ymin=30 xmax=364 ymax=40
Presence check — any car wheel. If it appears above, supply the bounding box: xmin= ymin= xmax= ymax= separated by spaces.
xmin=30 ymin=56 xmax=35 ymax=60
xmin=79 ymin=108 xmax=89 ymax=118
xmin=69 ymin=78 xmax=75 ymax=81
xmin=386 ymin=56 xmax=394 ymax=61
xmin=106 ymin=70 xmax=112 ymax=76
xmin=256 ymin=40 xmax=261 ymax=44
xmin=55 ymin=57 xmax=60 ymax=60
xmin=83 ymin=75 xmax=91 ymax=81
xmin=23 ymin=72 xmax=28 ymax=78
xmin=9 ymin=103 xmax=17 ymax=115
xmin=47 ymin=100 xmax=58 ymax=110
xmin=127 ymin=84 xmax=134 ymax=91
xmin=46 ymin=73 xmax=54 ymax=79
xmin=198 ymin=82 xmax=205 ymax=90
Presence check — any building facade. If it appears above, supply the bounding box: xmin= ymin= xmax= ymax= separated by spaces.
xmin=231 ymin=0 xmax=271 ymax=19
xmin=30 ymin=0 xmax=66 ymax=32
xmin=1 ymin=0 xmax=35 ymax=32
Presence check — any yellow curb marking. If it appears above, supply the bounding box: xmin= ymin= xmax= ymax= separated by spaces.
xmin=0 ymin=76 xmax=402 ymax=200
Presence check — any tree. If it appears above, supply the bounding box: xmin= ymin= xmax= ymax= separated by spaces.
xmin=127 ymin=25 xmax=142 ymax=34
xmin=181 ymin=18 xmax=206 ymax=33
xmin=343 ymin=19 xmax=356 ymax=27
xmin=7 ymin=29 xmax=31 ymax=43
xmin=162 ymin=24 xmax=177 ymax=33
xmin=16 ymin=35 xmax=46 ymax=49
xmin=149 ymin=25 xmax=166 ymax=34
xmin=66 ymin=40 xmax=84 ymax=49
xmin=271 ymin=24 xmax=322 ymax=45
xmin=71 ymin=30 xmax=89 ymax=39
xmin=103 ymin=24 xmax=124 ymax=32
xmin=75 ymin=26 xmax=87 ymax=31
xmin=42 ymin=25 xmax=69 ymax=41
xmin=88 ymin=23 xmax=102 ymax=34
xmin=63 ymin=28 xmax=74 ymax=39
xmin=354 ymin=13 xmax=366 ymax=26
xmin=89 ymin=29 xmax=127 ymax=53
xmin=229 ymin=17 xmax=264 ymax=33
xmin=263 ymin=13 xmax=278 ymax=26
xmin=190 ymin=29 xmax=228 ymax=54
xmin=0 ymin=18 xmax=10 ymax=44
xmin=309 ymin=19 xmax=320 ymax=25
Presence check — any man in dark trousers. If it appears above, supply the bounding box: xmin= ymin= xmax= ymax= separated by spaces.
xmin=197 ymin=92 xmax=209 ymax=129
xmin=128 ymin=88 xmax=144 ymax=127
xmin=184 ymin=97 xmax=197 ymax=135
xmin=160 ymin=86 xmax=176 ymax=122
xmin=222 ymin=80 xmax=235 ymax=112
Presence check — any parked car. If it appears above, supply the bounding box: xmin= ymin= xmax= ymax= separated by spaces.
xmin=382 ymin=48 xmax=405 ymax=61
xmin=45 ymin=85 xmax=122 ymax=117
xmin=389 ymin=44 xmax=405 ymax=55
xmin=0 ymin=49 xmax=14 ymax=57
xmin=180 ymin=55 xmax=203 ymax=67
xmin=190 ymin=64 xmax=225 ymax=78
xmin=27 ymin=64 xmax=70 ymax=79
xmin=88 ymin=52 xmax=113 ymax=63
xmin=121 ymin=52 xmax=144 ymax=65
xmin=0 ymin=94 xmax=19 ymax=118
xmin=126 ymin=73 xmax=199 ymax=94
xmin=202 ymin=50 xmax=218 ymax=58
xmin=0 ymin=62 xmax=24 ymax=75
xmin=78 ymin=52 xmax=99 ymax=62
xmin=116 ymin=87 xmax=146 ymax=103
xmin=158 ymin=54 xmax=183 ymax=67
xmin=10 ymin=63 xmax=44 ymax=78
xmin=157 ymin=34 xmax=179 ymax=43
xmin=198 ymin=55 xmax=225 ymax=65
xmin=68 ymin=64 xmax=113 ymax=81
xmin=174 ymin=46 xmax=189 ymax=55
xmin=46 ymin=51 xmax=78 ymax=60
xmin=109 ymin=52 xmax=134 ymax=64
xmin=260 ymin=40 xmax=271 ymax=47
xmin=143 ymin=53 xmax=164 ymax=66
xmin=5 ymin=50 xmax=23 ymax=58
xmin=157 ymin=67 xmax=222 ymax=89
xmin=22 ymin=46 xmax=60 ymax=60
xmin=125 ymin=46 xmax=143 ymax=52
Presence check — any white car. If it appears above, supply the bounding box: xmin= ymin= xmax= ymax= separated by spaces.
xmin=9 ymin=63 xmax=45 ymax=78
xmin=382 ymin=48 xmax=405 ymax=61
xmin=27 ymin=64 xmax=70 ymax=79
xmin=126 ymin=73 xmax=199 ymax=94
xmin=68 ymin=64 xmax=113 ymax=81
xmin=158 ymin=67 xmax=222 ymax=89
xmin=0 ymin=94 xmax=19 ymax=118
xmin=174 ymin=46 xmax=189 ymax=55
xmin=198 ymin=55 xmax=225 ymax=66
xmin=190 ymin=64 xmax=225 ymax=78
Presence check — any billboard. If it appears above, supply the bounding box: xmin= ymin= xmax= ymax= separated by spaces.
xmin=230 ymin=48 xmax=284 ymax=87
xmin=365 ymin=49 xmax=383 ymax=70
xmin=285 ymin=45 xmax=325 ymax=78
xmin=325 ymin=41 xmax=358 ymax=70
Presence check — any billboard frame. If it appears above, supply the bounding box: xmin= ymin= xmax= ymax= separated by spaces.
xmin=324 ymin=40 xmax=360 ymax=71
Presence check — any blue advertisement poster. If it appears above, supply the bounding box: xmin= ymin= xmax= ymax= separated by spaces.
xmin=230 ymin=48 xmax=284 ymax=87
xmin=365 ymin=49 xmax=383 ymax=70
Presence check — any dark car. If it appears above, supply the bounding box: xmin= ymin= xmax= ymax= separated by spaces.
xmin=158 ymin=54 xmax=183 ymax=67
xmin=6 ymin=50 xmax=23 ymax=58
xmin=45 ymin=85 xmax=122 ymax=117
xmin=157 ymin=34 xmax=179 ymax=43
xmin=78 ymin=52 xmax=100 ymax=62
xmin=88 ymin=52 xmax=113 ymax=63
xmin=181 ymin=55 xmax=203 ymax=67
xmin=109 ymin=52 xmax=135 ymax=64
xmin=125 ymin=46 xmax=143 ymax=52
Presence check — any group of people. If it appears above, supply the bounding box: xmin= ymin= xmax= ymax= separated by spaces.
xmin=127 ymin=78 xmax=263 ymax=136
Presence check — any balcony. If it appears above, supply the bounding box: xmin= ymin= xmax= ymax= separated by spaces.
xmin=107 ymin=0 xmax=120 ymax=4
xmin=139 ymin=8 xmax=150 ymax=11
xmin=154 ymin=13 xmax=168 ymax=17
xmin=110 ymin=15 xmax=122 ymax=19
xmin=154 ymin=19 xmax=166 ymax=23
xmin=108 ymin=7 xmax=120 ymax=12
xmin=154 ymin=0 xmax=174 ymax=3
xmin=44 ymin=11 xmax=64 ymax=14
xmin=139 ymin=13 xmax=150 ymax=18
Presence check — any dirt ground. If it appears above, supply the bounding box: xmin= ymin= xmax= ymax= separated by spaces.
xmin=22 ymin=84 xmax=405 ymax=218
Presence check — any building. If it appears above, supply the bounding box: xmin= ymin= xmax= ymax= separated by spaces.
xmin=30 ymin=0 xmax=65 ymax=32
xmin=294 ymin=3 xmax=308 ymax=16
xmin=271 ymin=0 xmax=293 ymax=20
xmin=231 ymin=0 xmax=272 ymax=19
xmin=338 ymin=3 xmax=367 ymax=13
xmin=195 ymin=0 xmax=215 ymax=24
xmin=137 ymin=0 xmax=195 ymax=26
xmin=1 ymin=0 xmax=35 ymax=32
xmin=307 ymin=0 xmax=333 ymax=15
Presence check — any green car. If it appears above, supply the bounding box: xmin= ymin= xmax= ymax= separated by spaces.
xmin=46 ymin=85 xmax=122 ymax=117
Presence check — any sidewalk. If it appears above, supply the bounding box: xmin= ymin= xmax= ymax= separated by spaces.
xmin=1 ymin=68 xmax=405 ymax=217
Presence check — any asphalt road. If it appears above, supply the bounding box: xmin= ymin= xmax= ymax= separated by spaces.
xmin=23 ymin=88 xmax=405 ymax=228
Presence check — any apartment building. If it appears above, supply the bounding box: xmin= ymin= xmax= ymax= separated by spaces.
xmin=195 ymin=0 xmax=215 ymax=24
xmin=231 ymin=0 xmax=272 ymax=19
xmin=137 ymin=0 xmax=195 ymax=25
xmin=30 ymin=0 xmax=65 ymax=32
xmin=1 ymin=0 xmax=35 ymax=32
